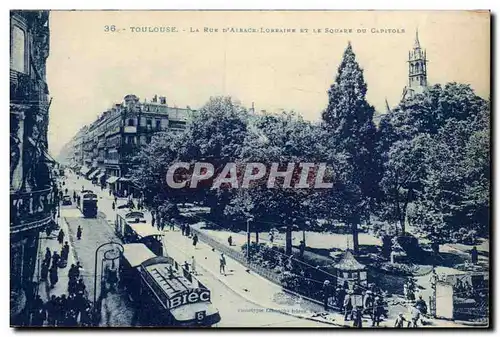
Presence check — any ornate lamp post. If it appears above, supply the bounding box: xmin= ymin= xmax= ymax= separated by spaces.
xmin=93 ymin=242 xmax=123 ymax=316
xmin=246 ymin=216 xmax=254 ymax=264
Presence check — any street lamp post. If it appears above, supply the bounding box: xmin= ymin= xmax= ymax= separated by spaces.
xmin=246 ymin=217 xmax=253 ymax=264
xmin=93 ymin=242 xmax=124 ymax=318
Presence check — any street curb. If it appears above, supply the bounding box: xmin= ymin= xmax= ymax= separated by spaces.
xmin=167 ymin=240 xmax=341 ymax=327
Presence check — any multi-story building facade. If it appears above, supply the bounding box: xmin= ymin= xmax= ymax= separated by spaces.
xmin=62 ymin=94 xmax=193 ymax=196
xmin=10 ymin=10 xmax=57 ymax=325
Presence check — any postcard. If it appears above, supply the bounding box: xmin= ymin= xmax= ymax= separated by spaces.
xmin=10 ymin=10 xmax=490 ymax=328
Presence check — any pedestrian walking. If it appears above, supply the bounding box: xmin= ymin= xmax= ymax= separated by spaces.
xmin=169 ymin=218 xmax=175 ymax=231
xmin=192 ymin=234 xmax=199 ymax=248
xmin=77 ymin=225 xmax=82 ymax=240
xmin=157 ymin=215 xmax=162 ymax=230
xmin=112 ymin=201 xmax=116 ymax=211
xmin=31 ymin=307 xmax=47 ymax=327
xmin=51 ymin=252 xmax=60 ymax=269
xmin=181 ymin=224 xmax=186 ymax=236
xmin=351 ymin=306 xmax=363 ymax=328
xmin=76 ymin=278 xmax=86 ymax=296
xmin=57 ymin=295 xmax=68 ymax=326
xmin=61 ymin=241 xmax=70 ymax=261
xmin=322 ymin=280 xmax=332 ymax=311
xmin=299 ymin=240 xmax=305 ymax=258
xmin=80 ymin=302 xmax=92 ymax=327
xmin=344 ymin=292 xmax=353 ymax=321
xmin=409 ymin=305 xmax=421 ymax=327
xmin=114 ymin=195 xmax=118 ymax=204
xmin=228 ymin=235 xmax=233 ymax=246
xmin=46 ymin=224 xmax=53 ymax=237
xmin=363 ymin=290 xmax=374 ymax=318
xmin=336 ymin=286 xmax=346 ymax=311
xmin=49 ymin=265 xmax=59 ymax=288
xmin=44 ymin=247 xmax=52 ymax=264
xmin=68 ymin=277 xmax=77 ymax=295
xmin=45 ymin=295 xmax=57 ymax=326
xmin=185 ymin=224 xmax=191 ymax=237
xmin=219 ymin=253 xmax=226 ymax=276
xmin=372 ymin=296 xmax=384 ymax=327
xmin=41 ymin=260 xmax=49 ymax=281
xmin=57 ymin=229 xmax=65 ymax=245
xmin=68 ymin=264 xmax=77 ymax=280
xmin=191 ymin=256 xmax=197 ymax=275
xmin=75 ymin=261 xmax=83 ymax=279
xmin=268 ymin=231 xmax=274 ymax=244
xmin=471 ymin=246 xmax=479 ymax=264
xmin=394 ymin=313 xmax=407 ymax=328
xmin=152 ymin=213 xmax=156 ymax=228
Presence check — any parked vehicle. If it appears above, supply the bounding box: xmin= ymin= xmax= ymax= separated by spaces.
xmin=62 ymin=195 xmax=72 ymax=205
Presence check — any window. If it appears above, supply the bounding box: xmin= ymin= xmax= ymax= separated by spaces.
xmin=146 ymin=136 xmax=152 ymax=144
xmin=128 ymin=118 xmax=135 ymax=126
xmin=156 ymin=120 xmax=161 ymax=129
xmin=11 ymin=25 xmax=26 ymax=73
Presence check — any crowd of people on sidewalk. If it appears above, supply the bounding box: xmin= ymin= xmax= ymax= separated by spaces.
xmin=33 ymin=226 xmax=95 ymax=327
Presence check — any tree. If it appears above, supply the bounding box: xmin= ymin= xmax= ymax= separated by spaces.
xmin=225 ymin=112 xmax=327 ymax=255
xmin=132 ymin=96 xmax=249 ymax=219
xmin=377 ymin=134 xmax=430 ymax=235
xmin=378 ymin=83 xmax=490 ymax=246
xmin=321 ymin=42 xmax=380 ymax=253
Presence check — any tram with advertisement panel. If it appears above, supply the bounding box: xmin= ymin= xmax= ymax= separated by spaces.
xmin=115 ymin=211 xmax=164 ymax=256
xmin=77 ymin=190 xmax=98 ymax=218
xmin=120 ymin=243 xmax=221 ymax=327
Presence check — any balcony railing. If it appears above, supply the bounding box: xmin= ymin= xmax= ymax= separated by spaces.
xmin=10 ymin=187 xmax=56 ymax=234
xmin=10 ymin=69 xmax=49 ymax=104
xmin=104 ymin=159 xmax=120 ymax=165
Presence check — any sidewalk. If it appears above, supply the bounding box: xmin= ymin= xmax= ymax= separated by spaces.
xmin=35 ymin=210 xmax=78 ymax=303
xmin=79 ymin=179 xmax=469 ymax=328
xmin=163 ymin=227 xmax=345 ymax=326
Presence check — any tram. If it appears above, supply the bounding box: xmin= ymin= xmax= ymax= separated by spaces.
xmin=78 ymin=190 xmax=98 ymax=218
xmin=120 ymin=243 xmax=221 ymax=327
xmin=115 ymin=211 xmax=163 ymax=256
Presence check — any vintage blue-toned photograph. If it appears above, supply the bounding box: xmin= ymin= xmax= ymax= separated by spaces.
xmin=9 ymin=10 xmax=490 ymax=328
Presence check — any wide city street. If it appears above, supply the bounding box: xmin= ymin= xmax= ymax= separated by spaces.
xmin=36 ymin=171 xmax=333 ymax=327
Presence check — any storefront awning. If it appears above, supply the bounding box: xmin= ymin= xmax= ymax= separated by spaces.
xmin=106 ymin=176 xmax=119 ymax=184
xmin=88 ymin=170 xmax=100 ymax=179
xmin=97 ymin=172 xmax=105 ymax=179
xmin=80 ymin=166 xmax=91 ymax=175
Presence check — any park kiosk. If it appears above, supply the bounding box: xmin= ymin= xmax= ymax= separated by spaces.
xmin=334 ymin=250 xmax=368 ymax=290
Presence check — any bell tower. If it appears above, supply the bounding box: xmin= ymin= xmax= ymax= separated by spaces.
xmin=403 ymin=29 xmax=428 ymax=99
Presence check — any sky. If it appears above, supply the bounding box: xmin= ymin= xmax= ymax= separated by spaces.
xmin=46 ymin=10 xmax=490 ymax=157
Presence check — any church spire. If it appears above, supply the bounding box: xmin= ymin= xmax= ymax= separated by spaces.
xmin=404 ymin=27 xmax=428 ymax=99
xmin=414 ymin=28 xmax=420 ymax=49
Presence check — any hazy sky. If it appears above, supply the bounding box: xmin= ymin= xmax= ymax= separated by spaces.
xmin=46 ymin=10 xmax=490 ymax=156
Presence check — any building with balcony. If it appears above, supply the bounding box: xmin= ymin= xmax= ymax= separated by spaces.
xmin=10 ymin=10 xmax=57 ymax=326
xmin=60 ymin=94 xmax=194 ymax=196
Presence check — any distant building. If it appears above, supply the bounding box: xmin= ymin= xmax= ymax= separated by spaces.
xmin=402 ymin=29 xmax=428 ymax=100
xmin=10 ymin=10 xmax=57 ymax=325
xmin=374 ymin=30 xmax=429 ymax=125
xmin=62 ymin=94 xmax=194 ymax=196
